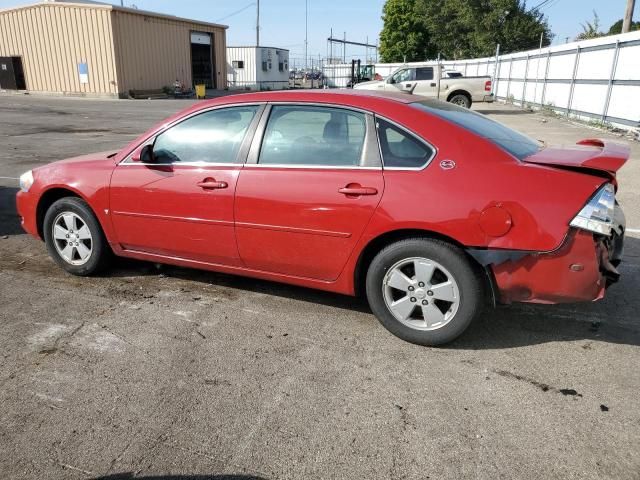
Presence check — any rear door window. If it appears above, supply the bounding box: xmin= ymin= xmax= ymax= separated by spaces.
xmin=259 ymin=105 xmax=367 ymax=167
xmin=377 ymin=118 xmax=435 ymax=169
xmin=412 ymin=100 xmax=541 ymax=160
xmin=416 ymin=67 xmax=434 ymax=81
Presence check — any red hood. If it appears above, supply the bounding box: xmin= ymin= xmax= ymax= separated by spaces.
xmin=523 ymin=139 xmax=629 ymax=176
xmin=52 ymin=150 xmax=118 ymax=166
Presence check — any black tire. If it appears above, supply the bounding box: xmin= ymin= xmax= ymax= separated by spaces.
xmin=365 ymin=238 xmax=484 ymax=346
xmin=43 ymin=197 xmax=110 ymax=276
xmin=448 ymin=93 xmax=471 ymax=108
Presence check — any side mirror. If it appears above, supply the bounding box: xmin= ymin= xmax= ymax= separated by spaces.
xmin=131 ymin=144 xmax=153 ymax=163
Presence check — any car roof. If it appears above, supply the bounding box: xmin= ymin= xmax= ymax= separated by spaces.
xmin=206 ymin=89 xmax=417 ymax=110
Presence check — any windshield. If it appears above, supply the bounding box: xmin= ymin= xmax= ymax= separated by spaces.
xmin=412 ymin=99 xmax=541 ymax=160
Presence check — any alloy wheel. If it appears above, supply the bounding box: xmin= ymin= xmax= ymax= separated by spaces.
xmin=382 ymin=257 xmax=460 ymax=331
xmin=51 ymin=211 xmax=93 ymax=266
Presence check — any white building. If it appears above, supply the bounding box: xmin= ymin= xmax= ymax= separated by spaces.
xmin=227 ymin=46 xmax=289 ymax=91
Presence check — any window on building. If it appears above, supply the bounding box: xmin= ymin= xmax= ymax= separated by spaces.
xmin=232 ymin=60 xmax=244 ymax=69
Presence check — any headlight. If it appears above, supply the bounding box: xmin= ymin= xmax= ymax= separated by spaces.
xmin=19 ymin=170 xmax=34 ymax=192
xmin=570 ymin=183 xmax=615 ymax=236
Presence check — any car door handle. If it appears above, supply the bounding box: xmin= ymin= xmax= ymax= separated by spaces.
xmin=197 ymin=179 xmax=228 ymax=189
xmin=430 ymin=82 xmax=436 ymax=87
xmin=339 ymin=185 xmax=378 ymax=196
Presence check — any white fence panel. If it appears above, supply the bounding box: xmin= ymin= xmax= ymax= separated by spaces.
xmin=577 ymin=49 xmax=615 ymax=80
xmin=608 ymin=85 xmax=640 ymax=122
xmin=510 ymin=58 xmax=528 ymax=78
xmin=547 ymin=53 xmax=575 ymax=79
xmin=615 ymin=45 xmax=640 ymax=80
xmin=572 ymin=84 xmax=608 ymax=114
xmin=543 ymin=83 xmax=572 ymax=109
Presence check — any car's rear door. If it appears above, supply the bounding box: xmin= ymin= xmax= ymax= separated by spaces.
xmin=412 ymin=67 xmax=438 ymax=97
xmin=109 ymin=104 xmax=263 ymax=265
xmin=234 ymin=103 xmax=384 ymax=281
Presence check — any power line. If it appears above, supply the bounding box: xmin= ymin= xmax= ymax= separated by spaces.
xmin=531 ymin=0 xmax=554 ymax=10
xmin=215 ymin=2 xmax=256 ymax=23
xmin=540 ymin=0 xmax=561 ymax=10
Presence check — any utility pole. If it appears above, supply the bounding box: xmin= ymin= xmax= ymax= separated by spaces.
xmin=343 ymin=31 xmax=346 ymax=63
xmin=256 ymin=0 xmax=260 ymax=46
xmin=622 ymin=0 xmax=636 ymax=32
xmin=304 ymin=0 xmax=308 ymax=69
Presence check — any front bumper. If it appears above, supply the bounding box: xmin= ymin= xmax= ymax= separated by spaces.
xmin=492 ymin=218 xmax=624 ymax=305
xmin=16 ymin=190 xmax=40 ymax=239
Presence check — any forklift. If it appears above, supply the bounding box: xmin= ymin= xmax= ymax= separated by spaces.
xmin=348 ymin=59 xmax=377 ymax=87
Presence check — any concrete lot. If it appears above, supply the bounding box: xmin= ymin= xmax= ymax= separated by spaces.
xmin=0 ymin=94 xmax=639 ymax=480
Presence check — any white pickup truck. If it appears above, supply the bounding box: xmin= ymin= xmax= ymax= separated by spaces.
xmin=354 ymin=64 xmax=494 ymax=108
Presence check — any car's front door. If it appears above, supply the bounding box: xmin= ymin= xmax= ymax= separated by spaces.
xmin=109 ymin=105 xmax=263 ymax=265
xmin=386 ymin=68 xmax=416 ymax=94
xmin=234 ymin=104 xmax=384 ymax=281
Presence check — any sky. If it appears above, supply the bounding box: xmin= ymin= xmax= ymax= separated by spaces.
xmin=1 ymin=0 xmax=639 ymax=62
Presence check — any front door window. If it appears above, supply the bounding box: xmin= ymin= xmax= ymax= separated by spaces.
xmin=152 ymin=106 xmax=259 ymax=164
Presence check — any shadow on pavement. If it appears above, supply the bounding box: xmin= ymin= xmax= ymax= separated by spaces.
xmin=105 ymin=255 xmax=372 ymax=315
xmin=92 ymin=475 xmax=267 ymax=480
xmin=3 ymin=181 xmax=638 ymax=349
xmin=0 ymin=186 xmax=23 ymax=236
xmin=102 ymin=237 xmax=640 ymax=349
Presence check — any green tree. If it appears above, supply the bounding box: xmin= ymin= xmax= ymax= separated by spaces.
xmin=468 ymin=0 xmax=553 ymax=56
xmin=608 ymin=18 xmax=640 ymax=34
xmin=379 ymin=0 xmax=553 ymax=61
xmin=379 ymin=0 xmax=436 ymax=62
xmin=575 ymin=11 xmax=605 ymax=40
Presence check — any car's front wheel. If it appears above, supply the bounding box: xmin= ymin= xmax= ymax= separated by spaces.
xmin=43 ymin=197 xmax=110 ymax=276
xmin=366 ymin=238 xmax=484 ymax=346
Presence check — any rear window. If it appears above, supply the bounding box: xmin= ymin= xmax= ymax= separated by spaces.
xmin=412 ymin=100 xmax=541 ymax=160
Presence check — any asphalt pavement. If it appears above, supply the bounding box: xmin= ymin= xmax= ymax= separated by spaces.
xmin=0 ymin=93 xmax=639 ymax=480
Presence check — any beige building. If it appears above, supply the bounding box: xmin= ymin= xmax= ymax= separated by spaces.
xmin=0 ymin=0 xmax=228 ymax=97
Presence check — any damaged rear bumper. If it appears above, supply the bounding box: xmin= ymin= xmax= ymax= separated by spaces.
xmin=468 ymin=215 xmax=624 ymax=305
xmin=491 ymin=229 xmax=619 ymax=304
xmin=469 ymin=202 xmax=625 ymax=304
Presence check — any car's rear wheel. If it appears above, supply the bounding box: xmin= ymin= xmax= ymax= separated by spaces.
xmin=448 ymin=94 xmax=471 ymax=108
xmin=43 ymin=197 xmax=110 ymax=276
xmin=365 ymin=238 xmax=484 ymax=346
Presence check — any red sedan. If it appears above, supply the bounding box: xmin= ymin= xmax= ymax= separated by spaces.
xmin=16 ymin=91 xmax=627 ymax=345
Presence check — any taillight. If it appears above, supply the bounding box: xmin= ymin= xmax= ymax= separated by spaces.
xmin=484 ymin=80 xmax=492 ymax=92
xmin=570 ymin=183 xmax=615 ymax=236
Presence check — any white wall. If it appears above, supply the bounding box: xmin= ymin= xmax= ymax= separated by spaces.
xmin=227 ymin=47 xmax=289 ymax=90
xmin=439 ymin=31 xmax=640 ymax=128
xmin=323 ymin=31 xmax=640 ymax=129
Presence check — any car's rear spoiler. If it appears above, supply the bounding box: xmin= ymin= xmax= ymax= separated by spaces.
xmin=523 ymin=138 xmax=630 ymax=177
